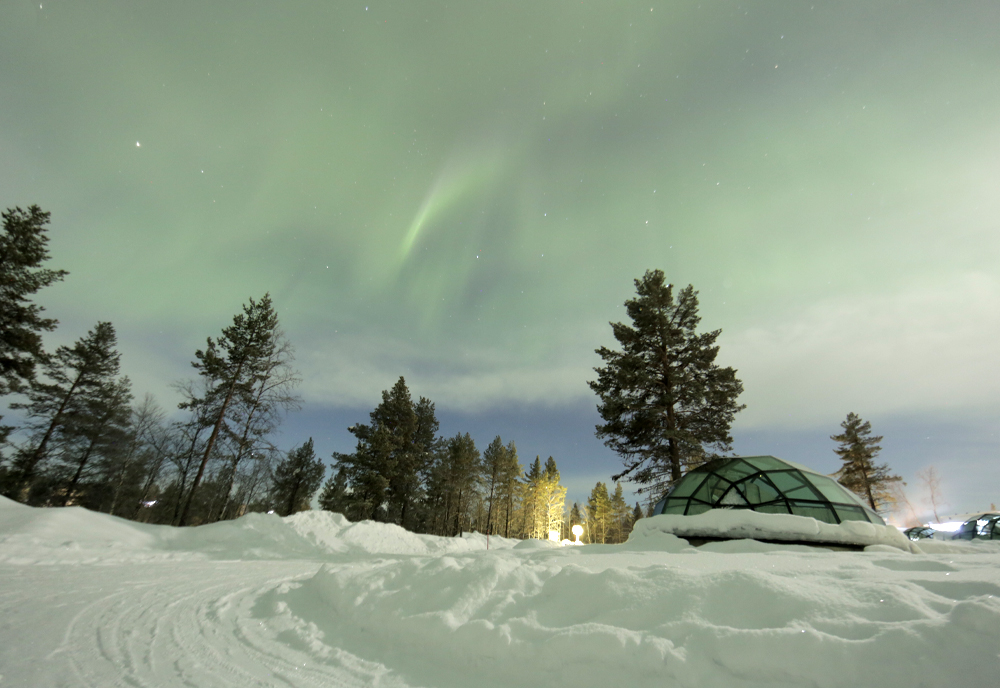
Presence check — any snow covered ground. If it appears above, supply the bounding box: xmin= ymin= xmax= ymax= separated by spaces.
xmin=2 ymin=495 xmax=999 ymax=688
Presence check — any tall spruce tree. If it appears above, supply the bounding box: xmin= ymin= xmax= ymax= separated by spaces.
xmin=215 ymin=330 xmax=300 ymax=521
xmin=318 ymin=467 xmax=350 ymax=515
xmin=271 ymin=438 xmax=325 ymax=516
xmin=609 ymin=482 xmax=630 ymax=543
xmin=429 ymin=432 xmax=480 ymax=536
xmin=831 ymin=412 xmax=900 ymax=512
xmin=586 ymin=482 xmax=611 ymax=544
xmin=496 ymin=440 xmax=522 ymax=538
xmin=520 ymin=457 xmax=543 ymax=538
xmin=333 ymin=377 xmax=438 ymax=528
xmin=481 ymin=435 xmax=507 ymax=536
xmin=55 ymin=374 xmax=133 ymax=506
xmin=590 ymin=270 xmax=745 ymax=494
xmin=4 ymin=321 xmax=122 ymax=501
xmin=0 ymin=206 xmax=68 ymax=415
xmin=178 ymin=294 xmax=281 ymax=526
xmin=0 ymin=205 xmax=67 ymax=456
xmin=540 ymin=457 xmax=567 ymax=540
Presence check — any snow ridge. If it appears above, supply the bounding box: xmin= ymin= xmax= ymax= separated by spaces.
xmin=2 ymin=498 xmax=1000 ymax=687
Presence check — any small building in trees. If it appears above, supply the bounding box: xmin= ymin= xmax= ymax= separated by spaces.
xmin=652 ymin=455 xmax=884 ymax=525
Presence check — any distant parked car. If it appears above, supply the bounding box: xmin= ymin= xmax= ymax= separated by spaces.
xmin=951 ymin=514 xmax=1000 ymax=541
xmin=903 ymin=526 xmax=937 ymax=541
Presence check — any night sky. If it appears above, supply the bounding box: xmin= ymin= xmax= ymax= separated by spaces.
xmin=3 ymin=1 xmax=998 ymax=519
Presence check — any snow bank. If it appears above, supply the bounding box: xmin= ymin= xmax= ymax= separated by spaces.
xmin=632 ymin=509 xmax=921 ymax=552
xmin=274 ymin=539 xmax=1000 ymax=688
xmin=0 ymin=498 xmax=514 ymax=563
xmin=287 ymin=510 xmax=517 ymax=556
xmin=0 ymin=495 xmax=166 ymax=564
xmin=4 ymin=498 xmax=1000 ymax=687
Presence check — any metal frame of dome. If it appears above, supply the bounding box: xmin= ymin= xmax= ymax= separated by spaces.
xmin=652 ymin=455 xmax=885 ymax=526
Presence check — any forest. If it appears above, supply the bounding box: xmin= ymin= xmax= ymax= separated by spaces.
xmin=1 ymin=204 xmax=903 ymax=542
xmin=0 ymin=205 xmax=643 ymax=542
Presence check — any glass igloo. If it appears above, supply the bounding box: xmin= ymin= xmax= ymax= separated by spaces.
xmin=652 ymin=455 xmax=884 ymax=526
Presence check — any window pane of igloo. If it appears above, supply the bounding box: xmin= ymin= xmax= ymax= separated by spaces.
xmin=832 ymin=505 xmax=870 ymax=523
xmin=742 ymin=456 xmax=787 ymax=471
xmin=691 ymin=474 xmax=732 ymax=504
xmin=739 ymin=476 xmax=781 ymax=504
xmin=662 ymin=499 xmax=687 ymax=514
xmin=764 ymin=470 xmax=809 ymax=494
xmin=668 ymin=473 xmax=707 ymax=498
xmin=806 ymin=475 xmax=856 ymax=503
xmin=788 ymin=501 xmax=839 ymax=524
xmin=839 ymin=487 xmax=873 ymax=508
xmin=719 ymin=487 xmax=748 ymax=505
xmin=781 ymin=483 xmax=824 ymax=501
xmin=716 ymin=459 xmax=757 ymax=481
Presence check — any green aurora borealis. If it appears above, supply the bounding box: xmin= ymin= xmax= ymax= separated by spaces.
xmin=2 ymin=1 xmax=998 ymax=514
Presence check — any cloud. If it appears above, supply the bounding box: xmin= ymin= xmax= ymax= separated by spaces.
xmin=297 ymin=333 xmax=596 ymax=412
xmin=295 ymin=272 xmax=1000 ymax=431
xmin=729 ymin=272 xmax=1000 ymax=427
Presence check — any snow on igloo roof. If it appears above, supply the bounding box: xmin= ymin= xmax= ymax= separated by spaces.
xmin=653 ymin=455 xmax=885 ymax=526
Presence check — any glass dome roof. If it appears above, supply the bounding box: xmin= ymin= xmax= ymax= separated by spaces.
xmin=652 ymin=455 xmax=885 ymax=526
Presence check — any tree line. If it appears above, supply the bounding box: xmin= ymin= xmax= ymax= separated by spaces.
xmin=1 ymin=204 xmax=907 ymax=536
xmin=0 ymin=205 xmax=570 ymax=535
xmin=319 ymin=375 xmax=570 ymax=539
xmin=567 ymin=481 xmax=645 ymax=545
xmin=589 ymin=268 xmax=904 ymax=515
xmin=0 ymin=206 xmax=325 ymax=523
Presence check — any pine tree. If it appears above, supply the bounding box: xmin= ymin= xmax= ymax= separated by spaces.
xmin=178 ymin=294 xmax=281 ymax=526
xmin=586 ymin=482 xmax=612 ymax=544
xmin=333 ymin=377 xmax=438 ymax=527
xmin=590 ymin=270 xmax=745 ymax=495
xmin=427 ymin=433 xmax=480 ymax=535
xmin=405 ymin=394 xmax=440 ymax=526
xmin=0 ymin=205 xmax=68 ymax=445
xmin=215 ymin=330 xmax=300 ymax=521
xmin=609 ymin=482 xmax=630 ymax=543
xmin=481 ymin=435 xmax=507 ymax=536
xmin=520 ymin=457 xmax=543 ymax=538
xmin=271 ymin=438 xmax=325 ymax=516
xmin=4 ymin=322 xmax=122 ymax=501
xmin=55 ymin=374 xmax=133 ymax=507
xmin=318 ymin=467 xmax=350 ymax=515
xmin=632 ymin=502 xmax=643 ymax=525
xmin=831 ymin=412 xmax=900 ymax=512
xmin=540 ymin=457 xmax=567 ymax=540
xmin=496 ymin=440 xmax=522 ymax=538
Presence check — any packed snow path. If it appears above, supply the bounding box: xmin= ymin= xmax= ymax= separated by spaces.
xmin=2 ymin=497 xmax=999 ymax=688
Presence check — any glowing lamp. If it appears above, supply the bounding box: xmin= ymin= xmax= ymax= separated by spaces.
xmin=572 ymin=524 xmax=583 ymax=544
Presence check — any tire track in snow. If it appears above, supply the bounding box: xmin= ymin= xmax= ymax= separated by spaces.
xmin=10 ymin=561 xmax=415 ymax=688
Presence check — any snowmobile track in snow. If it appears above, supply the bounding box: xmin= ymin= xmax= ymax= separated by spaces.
xmin=4 ymin=561 xmax=403 ymax=688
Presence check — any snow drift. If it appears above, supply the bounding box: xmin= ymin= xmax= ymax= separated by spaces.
xmin=2 ymin=495 xmax=999 ymax=687
xmin=631 ymin=509 xmax=922 ymax=552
